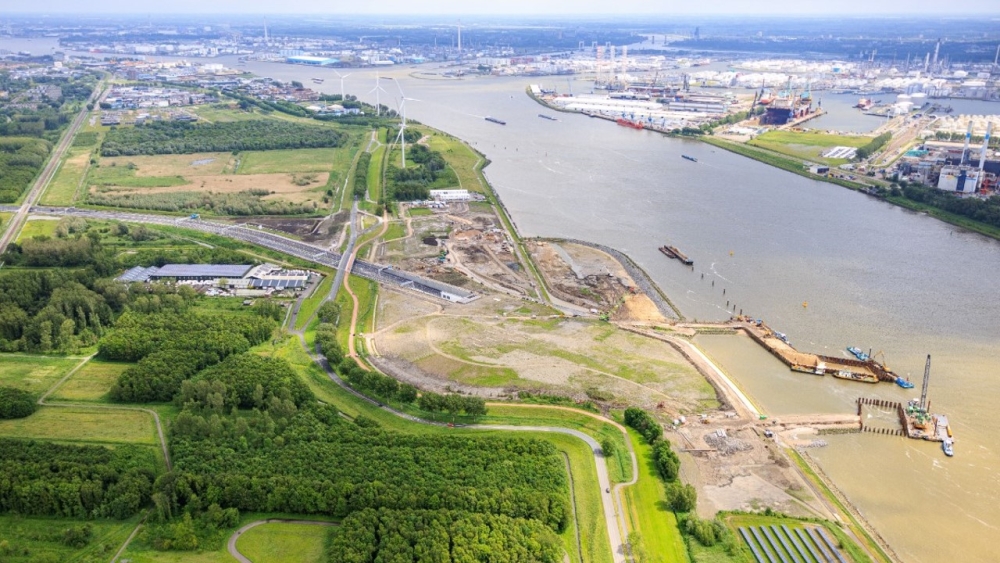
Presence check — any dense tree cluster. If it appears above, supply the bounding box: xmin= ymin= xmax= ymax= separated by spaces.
xmin=0 ymin=387 xmax=37 ymax=419
xmin=328 ymin=508 xmax=563 ymax=563
xmin=180 ymin=354 xmax=314 ymax=412
xmin=103 ymin=311 xmax=276 ymax=402
xmin=337 ymin=357 xmax=418 ymax=405
xmin=900 ymin=184 xmax=1000 ymax=229
xmin=161 ymin=405 xmax=569 ymax=530
xmin=855 ymin=132 xmax=892 ymax=161
xmin=387 ymin=144 xmax=449 ymax=202
xmin=0 ymin=137 xmax=52 ymax=203
xmin=417 ymin=391 xmax=487 ymax=417
xmin=353 ymin=152 xmax=372 ymax=198
xmin=100 ymin=120 xmax=348 ymax=156
xmin=0 ymin=268 xmax=123 ymax=353
xmin=624 ymin=407 xmax=663 ymax=444
xmin=0 ymin=439 xmax=156 ymax=519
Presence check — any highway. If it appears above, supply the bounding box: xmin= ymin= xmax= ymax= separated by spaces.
xmin=0 ymin=80 xmax=105 ymax=254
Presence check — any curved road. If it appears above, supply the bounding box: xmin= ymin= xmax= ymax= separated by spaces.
xmin=227 ymin=519 xmax=337 ymax=563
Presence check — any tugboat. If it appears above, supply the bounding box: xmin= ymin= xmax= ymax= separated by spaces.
xmin=681 ymin=155 xmax=698 ymax=162
xmin=847 ymin=346 xmax=869 ymax=361
xmin=538 ymin=114 xmax=558 ymax=121
xmin=895 ymin=376 xmax=915 ymax=389
xmin=942 ymin=438 xmax=954 ymax=457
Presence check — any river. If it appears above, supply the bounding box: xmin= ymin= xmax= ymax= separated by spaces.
xmin=8 ymin=39 xmax=1000 ymax=561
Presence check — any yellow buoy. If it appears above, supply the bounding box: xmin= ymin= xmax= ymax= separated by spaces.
xmin=729 ymin=250 xmax=734 ymax=257
xmin=802 ymin=301 xmax=808 ymax=308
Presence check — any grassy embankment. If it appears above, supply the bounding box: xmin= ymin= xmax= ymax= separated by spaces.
xmin=293 ymin=274 xmax=333 ymax=331
xmin=882 ymin=194 xmax=1000 ymax=240
xmin=701 ymin=137 xmax=871 ymax=191
xmin=747 ymin=130 xmax=870 ymax=167
xmin=621 ymin=428 xmax=689 ymax=563
xmin=40 ymin=129 xmax=103 ymax=206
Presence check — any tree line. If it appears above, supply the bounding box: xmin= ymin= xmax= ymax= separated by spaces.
xmin=328 ymin=507 xmax=562 ymax=563
xmin=100 ymin=120 xmax=349 ymax=157
xmin=855 ymin=132 xmax=892 ymax=161
xmin=387 ymin=143 xmax=450 ymax=202
xmin=353 ymin=151 xmax=372 ymax=199
xmin=624 ymin=407 xmax=696 ymax=512
xmin=899 ymin=184 xmax=1000 ymax=229
xmin=0 ymin=439 xmax=157 ymax=520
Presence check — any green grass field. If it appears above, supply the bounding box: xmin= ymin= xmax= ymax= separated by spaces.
xmin=235 ymin=522 xmax=331 ymax=563
xmin=0 ymin=354 xmax=82 ymax=394
xmin=408 ymin=207 xmax=433 ymax=217
xmin=748 ymin=131 xmax=870 ymax=165
xmin=239 ymin=147 xmax=344 ymax=174
xmin=50 ymin=359 xmax=130 ymax=402
xmin=0 ymin=514 xmax=140 ymax=563
xmin=87 ymin=164 xmax=187 ymax=188
xmin=425 ymin=130 xmax=487 ymax=193
xmin=382 ymin=221 xmax=406 ymax=241
xmin=41 ymin=147 xmax=92 ymax=206
xmin=350 ymin=276 xmax=378 ymax=351
xmin=0 ymin=407 xmax=157 ymax=446
xmin=15 ymin=218 xmax=60 ymax=241
xmin=622 ymin=429 xmax=689 ymax=563
xmin=294 ymin=275 xmax=333 ymax=331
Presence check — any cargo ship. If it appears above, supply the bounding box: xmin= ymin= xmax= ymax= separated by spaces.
xmin=855 ymin=98 xmax=874 ymax=110
xmin=538 ymin=114 xmax=558 ymax=121
xmin=485 ymin=116 xmax=506 ymax=125
xmin=682 ymin=155 xmax=698 ymax=162
xmin=659 ymin=245 xmax=693 ymax=265
xmin=616 ymin=118 xmax=644 ymax=129
xmin=847 ymin=346 xmax=869 ymax=361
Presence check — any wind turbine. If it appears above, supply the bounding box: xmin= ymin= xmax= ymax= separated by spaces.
xmin=368 ymin=72 xmax=389 ymax=116
xmin=333 ymin=70 xmax=352 ymax=100
xmin=391 ymin=81 xmax=419 ymax=168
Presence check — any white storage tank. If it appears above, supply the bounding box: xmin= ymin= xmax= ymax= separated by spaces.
xmin=910 ymin=92 xmax=927 ymax=107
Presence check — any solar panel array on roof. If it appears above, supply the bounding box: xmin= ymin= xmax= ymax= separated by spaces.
xmin=150 ymin=264 xmax=253 ymax=279
xmin=117 ymin=266 xmax=160 ymax=283
xmin=249 ymin=278 xmax=306 ymax=289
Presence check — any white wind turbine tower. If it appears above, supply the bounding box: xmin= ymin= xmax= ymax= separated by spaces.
xmin=333 ymin=70 xmax=352 ymax=100
xmin=368 ymin=72 xmax=389 ymax=116
xmin=391 ymin=82 xmax=419 ymax=168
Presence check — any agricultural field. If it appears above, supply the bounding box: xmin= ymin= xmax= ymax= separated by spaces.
xmin=0 ymin=355 xmax=82 ymax=395
xmin=50 ymin=359 xmax=131 ymax=402
xmin=0 ymin=407 xmax=158 ymax=446
xmin=234 ymin=522 xmax=331 ymax=563
xmin=748 ymin=131 xmax=871 ymax=165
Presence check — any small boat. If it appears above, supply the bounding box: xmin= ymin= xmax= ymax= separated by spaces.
xmin=538 ymin=114 xmax=558 ymax=121
xmin=895 ymin=377 xmax=914 ymax=389
xmin=775 ymin=332 xmax=791 ymax=346
xmin=312 ymin=78 xmax=324 ymax=84
xmin=832 ymin=369 xmax=878 ymax=384
xmin=681 ymin=155 xmax=698 ymax=162
xmin=847 ymin=346 xmax=869 ymax=361
xmin=485 ymin=116 xmax=506 ymax=125
xmin=942 ymin=438 xmax=954 ymax=457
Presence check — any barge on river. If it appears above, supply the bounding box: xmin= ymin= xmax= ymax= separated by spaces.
xmin=659 ymin=245 xmax=693 ymax=265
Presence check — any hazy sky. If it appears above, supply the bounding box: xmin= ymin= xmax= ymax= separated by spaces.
xmin=7 ymin=0 xmax=1000 ymax=15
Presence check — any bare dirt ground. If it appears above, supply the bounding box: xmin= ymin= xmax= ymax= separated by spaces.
xmin=101 ymin=152 xmax=233 ymax=176
xmin=675 ymin=420 xmax=828 ymax=520
xmin=92 ymin=172 xmax=329 ymax=203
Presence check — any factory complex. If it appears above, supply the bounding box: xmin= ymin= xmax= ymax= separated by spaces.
xmin=897 ymin=118 xmax=998 ymax=194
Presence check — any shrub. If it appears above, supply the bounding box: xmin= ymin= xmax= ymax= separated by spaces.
xmin=0 ymin=387 xmax=37 ymax=419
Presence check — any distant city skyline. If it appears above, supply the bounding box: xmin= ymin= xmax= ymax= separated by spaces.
xmin=6 ymin=0 xmax=1000 ymax=15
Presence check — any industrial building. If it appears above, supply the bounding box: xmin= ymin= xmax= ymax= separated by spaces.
xmin=429 ymin=189 xmax=471 ymax=201
xmin=897 ymin=119 xmax=997 ymax=194
xmin=117 ymin=263 xmax=312 ymax=294
xmin=285 ymin=55 xmax=339 ymax=66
